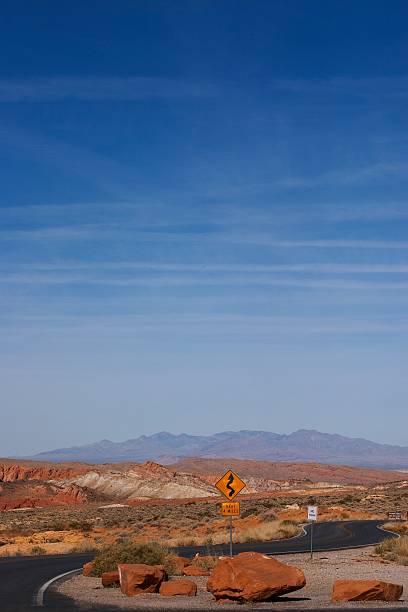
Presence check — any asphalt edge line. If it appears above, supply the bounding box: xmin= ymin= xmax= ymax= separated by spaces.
xmin=33 ymin=568 xmax=81 ymax=607
xmin=378 ymin=524 xmax=402 ymax=539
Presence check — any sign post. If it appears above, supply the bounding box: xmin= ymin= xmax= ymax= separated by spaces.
xmin=307 ymin=505 xmax=318 ymax=560
xmin=215 ymin=470 xmax=246 ymax=557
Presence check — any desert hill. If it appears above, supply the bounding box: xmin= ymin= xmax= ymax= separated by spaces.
xmin=27 ymin=429 xmax=408 ymax=469
xmin=172 ymin=457 xmax=405 ymax=486
xmin=0 ymin=456 xmax=406 ymax=511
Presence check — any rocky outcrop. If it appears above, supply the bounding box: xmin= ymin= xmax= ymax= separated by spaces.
xmin=0 ymin=463 xmax=85 ymax=483
xmin=118 ymin=564 xmax=167 ymax=596
xmin=0 ymin=480 xmax=91 ymax=510
xmin=53 ymin=485 xmax=89 ymax=504
xmin=332 ymin=580 xmax=403 ymax=602
xmin=67 ymin=464 xmax=215 ymax=500
xmin=207 ymin=552 xmax=306 ymax=602
xmin=159 ymin=579 xmax=197 ymax=597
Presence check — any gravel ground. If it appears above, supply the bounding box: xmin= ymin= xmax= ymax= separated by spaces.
xmin=55 ymin=547 xmax=408 ymax=610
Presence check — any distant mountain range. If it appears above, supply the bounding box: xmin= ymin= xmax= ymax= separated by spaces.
xmin=26 ymin=429 xmax=408 ymax=469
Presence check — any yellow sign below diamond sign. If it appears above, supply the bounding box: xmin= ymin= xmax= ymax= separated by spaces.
xmin=215 ymin=469 xmax=246 ymax=500
xmin=221 ymin=501 xmax=240 ymax=516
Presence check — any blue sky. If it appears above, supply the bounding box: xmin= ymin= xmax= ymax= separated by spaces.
xmin=2 ymin=1 xmax=408 ymax=456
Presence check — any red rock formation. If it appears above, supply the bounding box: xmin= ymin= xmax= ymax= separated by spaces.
xmin=171 ymin=556 xmax=191 ymax=574
xmin=0 ymin=463 xmax=86 ymax=483
xmin=160 ymin=579 xmax=197 ymax=597
xmin=118 ymin=564 xmax=167 ymax=596
xmin=207 ymin=552 xmax=306 ymax=602
xmin=53 ymin=485 xmax=89 ymax=504
xmin=332 ymin=580 xmax=403 ymax=602
xmin=102 ymin=571 xmax=120 ymax=588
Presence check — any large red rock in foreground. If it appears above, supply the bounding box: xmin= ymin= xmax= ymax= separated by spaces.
xmin=332 ymin=580 xmax=403 ymax=602
xmin=160 ymin=579 xmax=197 ymax=597
xmin=118 ymin=564 xmax=167 ymax=596
xmin=207 ymin=552 xmax=306 ymax=602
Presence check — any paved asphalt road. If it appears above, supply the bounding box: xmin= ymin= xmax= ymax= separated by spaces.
xmin=0 ymin=520 xmax=401 ymax=612
xmin=177 ymin=519 xmax=394 ymax=557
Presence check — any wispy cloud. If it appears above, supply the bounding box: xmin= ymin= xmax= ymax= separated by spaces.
xmin=234 ymin=238 xmax=408 ymax=250
xmin=2 ymin=267 xmax=408 ymax=291
xmin=270 ymin=76 xmax=408 ymax=100
xmin=2 ymin=312 xmax=408 ymax=338
xmin=3 ymin=199 xmax=408 ymax=222
xmin=276 ymin=162 xmax=408 ymax=190
xmin=3 ymin=223 xmax=408 ymax=253
xmin=5 ymin=261 xmax=408 ymax=274
xmin=0 ymin=77 xmax=216 ymax=102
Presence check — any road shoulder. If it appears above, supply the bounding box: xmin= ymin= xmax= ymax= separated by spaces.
xmin=54 ymin=547 xmax=408 ymax=609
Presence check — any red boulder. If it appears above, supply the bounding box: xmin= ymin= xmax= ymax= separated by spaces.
xmin=332 ymin=580 xmax=403 ymax=602
xmin=118 ymin=563 xmax=167 ymax=596
xmin=207 ymin=552 xmax=306 ymax=602
xmin=160 ymin=579 xmax=197 ymax=597
xmin=101 ymin=571 xmax=120 ymax=588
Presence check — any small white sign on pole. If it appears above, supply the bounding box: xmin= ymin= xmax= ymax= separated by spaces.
xmin=308 ymin=505 xmax=318 ymax=521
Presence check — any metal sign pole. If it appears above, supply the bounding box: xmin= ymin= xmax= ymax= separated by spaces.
xmin=310 ymin=521 xmax=313 ymax=560
xmin=229 ymin=515 xmax=233 ymax=557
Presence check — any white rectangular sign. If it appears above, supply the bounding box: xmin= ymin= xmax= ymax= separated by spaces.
xmin=308 ymin=505 xmax=318 ymax=521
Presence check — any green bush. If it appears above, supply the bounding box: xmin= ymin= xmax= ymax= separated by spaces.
xmin=90 ymin=542 xmax=175 ymax=577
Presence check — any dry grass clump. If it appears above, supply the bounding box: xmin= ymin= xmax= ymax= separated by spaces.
xmin=191 ymin=554 xmax=219 ymax=571
xmin=382 ymin=522 xmax=408 ymax=535
xmin=375 ymin=536 xmax=408 ymax=565
xmin=31 ymin=545 xmax=46 ymax=555
xmin=168 ymin=519 xmax=300 ymax=547
xmin=235 ymin=519 xmax=300 ymax=544
xmin=90 ymin=541 xmax=176 ymax=576
xmin=69 ymin=541 xmax=98 ymax=554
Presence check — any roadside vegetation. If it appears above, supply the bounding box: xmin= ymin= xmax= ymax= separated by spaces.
xmin=168 ymin=518 xmax=301 ymax=546
xmin=382 ymin=521 xmax=408 ymax=535
xmin=0 ymin=486 xmax=406 ymax=556
xmin=375 ymin=536 xmax=408 ymax=565
xmin=90 ymin=542 xmax=177 ymax=576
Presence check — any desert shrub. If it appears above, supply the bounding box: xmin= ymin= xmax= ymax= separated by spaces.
xmin=31 ymin=546 xmax=46 ymax=556
xmin=90 ymin=542 xmax=175 ymax=576
xmin=237 ymin=519 xmax=300 ymax=544
xmin=69 ymin=542 xmax=98 ymax=554
xmin=382 ymin=522 xmax=408 ymax=535
xmin=192 ymin=554 xmax=219 ymax=571
xmin=45 ymin=536 xmax=63 ymax=543
xmin=68 ymin=520 xmax=92 ymax=532
xmin=48 ymin=520 xmax=65 ymax=531
xmin=375 ymin=536 xmax=408 ymax=565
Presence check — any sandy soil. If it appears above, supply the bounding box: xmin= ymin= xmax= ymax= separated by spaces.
xmin=55 ymin=547 xmax=408 ymax=609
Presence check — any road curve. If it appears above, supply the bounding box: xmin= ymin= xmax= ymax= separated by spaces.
xmin=0 ymin=520 xmax=397 ymax=611
xmin=176 ymin=519 xmax=396 ymax=558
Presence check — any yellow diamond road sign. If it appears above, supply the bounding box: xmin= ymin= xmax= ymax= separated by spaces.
xmin=215 ymin=469 xmax=246 ymax=500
